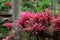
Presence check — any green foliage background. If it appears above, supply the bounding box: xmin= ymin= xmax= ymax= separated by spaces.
xmin=20 ymin=0 xmax=51 ymax=12
xmin=0 ymin=26 xmax=9 ymax=39
xmin=0 ymin=0 xmax=11 ymax=11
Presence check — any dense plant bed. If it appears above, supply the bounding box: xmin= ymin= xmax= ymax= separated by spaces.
xmin=1 ymin=9 xmax=60 ymax=40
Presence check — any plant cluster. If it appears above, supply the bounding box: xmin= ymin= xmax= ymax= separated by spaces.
xmin=15 ymin=10 xmax=60 ymax=40
xmin=0 ymin=0 xmax=11 ymax=11
xmin=16 ymin=10 xmax=51 ymax=34
xmin=51 ymin=16 xmax=60 ymax=31
xmin=2 ymin=10 xmax=60 ymax=40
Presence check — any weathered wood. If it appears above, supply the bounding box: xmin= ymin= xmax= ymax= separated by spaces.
xmin=12 ymin=0 xmax=20 ymax=29
xmin=12 ymin=0 xmax=21 ymax=40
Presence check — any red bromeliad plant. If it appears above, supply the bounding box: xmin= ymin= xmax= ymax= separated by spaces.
xmin=3 ymin=22 xmax=13 ymax=30
xmin=13 ymin=10 xmax=53 ymax=40
xmin=51 ymin=16 xmax=60 ymax=32
xmin=15 ymin=10 xmax=52 ymax=37
xmin=50 ymin=16 xmax=60 ymax=40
